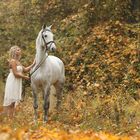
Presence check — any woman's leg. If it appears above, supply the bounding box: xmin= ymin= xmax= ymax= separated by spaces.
xmin=0 ymin=106 xmax=8 ymax=116
xmin=9 ymin=102 xmax=15 ymax=118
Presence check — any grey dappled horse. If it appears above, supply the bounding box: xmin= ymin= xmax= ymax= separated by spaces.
xmin=30 ymin=25 xmax=65 ymax=122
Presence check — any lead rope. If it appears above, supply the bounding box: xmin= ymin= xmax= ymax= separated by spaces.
xmin=29 ymin=53 xmax=48 ymax=78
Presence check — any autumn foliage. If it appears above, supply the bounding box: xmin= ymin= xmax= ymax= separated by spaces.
xmin=0 ymin=125 xmax=135 ymax=140
xmin=0 ymin=0 xmax=140 ymax=139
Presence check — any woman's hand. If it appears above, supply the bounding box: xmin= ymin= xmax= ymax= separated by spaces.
xmin=23 ymin=59 xmax=36 ymax=72
xmin=24 ymin=76 xmax=30 ymax=80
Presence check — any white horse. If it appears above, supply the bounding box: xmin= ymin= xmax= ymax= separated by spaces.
xmin=30 ymin=25 xmax=65 ymax=122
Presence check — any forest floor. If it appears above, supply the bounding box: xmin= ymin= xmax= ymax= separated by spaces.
xmin=0 ymin=90 xmax=140 ymax=140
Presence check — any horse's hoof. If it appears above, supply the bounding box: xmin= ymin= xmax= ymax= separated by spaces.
xmin=33 ymin=116 xmax=38 ymax=124
xmin=33 ymin=119 xmax=38 ymax=125
xmin=43 ymin=117 xmax=48 ymax=123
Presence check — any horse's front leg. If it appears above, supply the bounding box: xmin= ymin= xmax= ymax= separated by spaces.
xmin=43 ymin=86 xmax=50 ymax=122
xmin=32 ymin=87 xmax=38 ymax=122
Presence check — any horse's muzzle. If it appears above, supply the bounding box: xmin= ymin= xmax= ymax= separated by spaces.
xmin=51 ymin=47 xmax=56 ymax=52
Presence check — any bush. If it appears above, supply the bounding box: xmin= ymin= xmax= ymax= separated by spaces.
xmin=86 ymin=0 xmax=140 ymax=24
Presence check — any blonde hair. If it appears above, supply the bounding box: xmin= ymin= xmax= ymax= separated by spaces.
xmin=9 ymin=45 xmax=21 ymax=60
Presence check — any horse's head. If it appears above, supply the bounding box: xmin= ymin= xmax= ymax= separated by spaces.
xmin=37 ymin=24 xmax=56 ymax=52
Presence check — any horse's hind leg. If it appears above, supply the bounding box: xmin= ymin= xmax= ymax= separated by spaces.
xmin=43 ymin=86 xmax=50 ymax=122
xmin=54 ymin=81 xmax=64 ymax=110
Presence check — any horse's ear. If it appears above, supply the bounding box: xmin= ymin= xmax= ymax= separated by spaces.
xmin=42 ymin=24 xmax=46 ymax=30
xmin=48 ymin=25 xmax=53 ymax=30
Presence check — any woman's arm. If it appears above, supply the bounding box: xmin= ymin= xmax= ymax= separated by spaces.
xmin=23 ymin=59 xmax=36 ymax=73
xmin=10 ymin=59 xmax=29 ymax=80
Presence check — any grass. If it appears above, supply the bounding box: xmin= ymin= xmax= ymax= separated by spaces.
xmin=0 ymin=82 xmax=140 ymax=137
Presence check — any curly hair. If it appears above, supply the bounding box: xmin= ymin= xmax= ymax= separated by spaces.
xmin=9 ymin=46 xmax=21 ymax=60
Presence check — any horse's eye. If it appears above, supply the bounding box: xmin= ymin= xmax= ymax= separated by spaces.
xmin=44 ymin=35 xmax=47 ymax=38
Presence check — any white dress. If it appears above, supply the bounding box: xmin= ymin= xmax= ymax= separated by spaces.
xmin=3 ymin=66 xmax=23 ymax=107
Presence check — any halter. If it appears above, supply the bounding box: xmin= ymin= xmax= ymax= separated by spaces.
xmin=41 ymin=29 xmax=55 ymax=51
xmin=30 ymin=29 xmax=55 ymax=77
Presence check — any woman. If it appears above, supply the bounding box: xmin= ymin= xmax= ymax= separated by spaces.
xmin=3 ymin=45 xmax=35 ymax=117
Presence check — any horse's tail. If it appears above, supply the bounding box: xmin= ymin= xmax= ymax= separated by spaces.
xmin=61 ymin=62 xmax=65 ymax=83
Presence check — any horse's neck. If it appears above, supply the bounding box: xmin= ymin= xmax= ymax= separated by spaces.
xmin=35 ymin=38 xmax=46 ymax=64
xmin=35 ymin=49 xmax=43 ymax=64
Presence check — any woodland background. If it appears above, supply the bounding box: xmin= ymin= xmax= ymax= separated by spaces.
xmin=0 ymin=0 xmax=140 ymax=139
